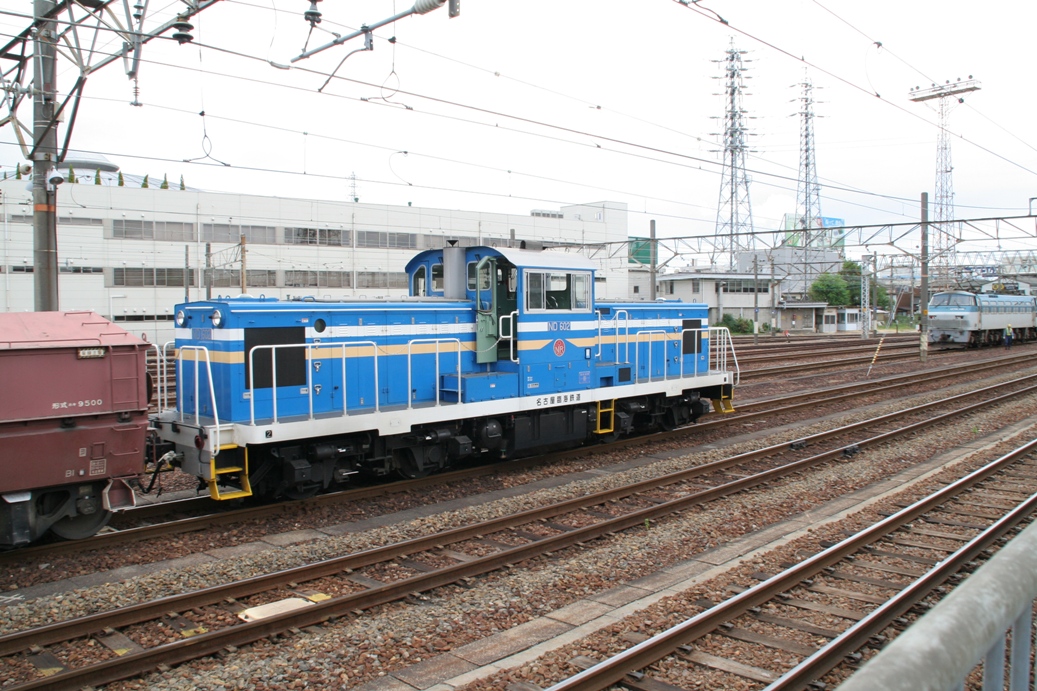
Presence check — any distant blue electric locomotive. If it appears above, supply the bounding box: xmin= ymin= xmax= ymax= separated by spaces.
xmin=152 ymin=245 xmax=738 ymax=500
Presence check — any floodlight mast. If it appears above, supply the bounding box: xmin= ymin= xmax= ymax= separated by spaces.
xmin=293 ymin=0 xmax=458 ymax=63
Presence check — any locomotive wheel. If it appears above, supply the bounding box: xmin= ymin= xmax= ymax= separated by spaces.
xmin=50 ymin=509 xmax=111 ymax=541
xmin=395 ymin=447 xmax=429 ymax=480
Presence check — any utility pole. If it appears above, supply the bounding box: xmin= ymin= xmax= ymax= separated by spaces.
xmin=32 ymin=0 xmax=59 ymax=312
xmin=860 ymin=256 xmax=868 ymax=337
xmin=184 ymin=245 xmax=190 ymax=303
xmin=753 ymin=256 xmax=759 ymax=345
xmin=239 ymin=234 xmax=247 ymax=294
xmin=770 ymin=256 xmax=777 ymax=336
xmin=920 ymin=192 xmax=930 ymax=364
xmin=649 ymin=220 xmax=657 ymax=302
xmin=205 ymin=243 xmax=212 ymax=300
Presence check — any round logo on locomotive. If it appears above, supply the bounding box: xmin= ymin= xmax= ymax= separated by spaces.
xmin=553 ymin=339 xmax=566 ymax=357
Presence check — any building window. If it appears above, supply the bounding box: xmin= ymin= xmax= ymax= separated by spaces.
xmin=285 ymin=270 xmax=352 ymax=288
xmin=202 ymin=224 xmax=277 ymax=244
xmin=59 ymin=266 xmax=104 ymax=274
xmin=356 ymin=230 xmax=417 ymax=249
xmin=113 ymin=267 xmax=196 ymax=287
xmin=284 ymin=227 xmax=348 ymax=246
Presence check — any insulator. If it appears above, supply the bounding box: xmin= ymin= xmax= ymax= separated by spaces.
xmin=171 ymin=20 xmax=194 ymax=45
xmin=304 ymin=0 xmax=322 ymax=25
xmin=413 ymin=0 xmax=445 ymax=15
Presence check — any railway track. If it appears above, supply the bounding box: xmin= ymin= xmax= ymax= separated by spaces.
xmin=4 ymin=370 xmax=1037 ymax=689
xmin=5 ymin=351 xmax=1034 ymax=566
xmin=543 ymin=437 xmax=1037 ymax=691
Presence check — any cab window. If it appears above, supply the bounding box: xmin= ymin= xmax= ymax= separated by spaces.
xmin=525 ymin=270 xmax=591 ymax=312
xmin=431 ymin=263 xmax=444 ymax=293
xmin=412 ymin=265 xmax=427 ymax=296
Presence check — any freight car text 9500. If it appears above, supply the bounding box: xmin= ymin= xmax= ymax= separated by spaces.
xmin=152 ymin=245 xmax=739 ymax=503
xmin=0 ymin=312 xmax=148 ymax=546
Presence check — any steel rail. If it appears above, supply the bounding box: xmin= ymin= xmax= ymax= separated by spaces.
xmin=4 ymin=352 xmax=1034 ymax=565
xmin=545 ymin=439 xmax=1037 ymax=691
xmin=6 ymin=378 xmax=1037 ymax=688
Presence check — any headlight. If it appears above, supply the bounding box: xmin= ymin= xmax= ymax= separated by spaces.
xmin=175 ymin=309 xmax=186 ymax=326
xmin=211 ymin=309 xmax=223 ymax=328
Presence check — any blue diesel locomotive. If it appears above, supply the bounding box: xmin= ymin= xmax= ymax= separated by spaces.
xmin=151 ymin=245 xmax=738 ymax=500
xmin=928 ymin=290 xmax=1037 ymax=347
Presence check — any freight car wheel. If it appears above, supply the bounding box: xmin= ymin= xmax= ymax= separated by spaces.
xmin=49 ymin=509 xmax=111 ymax=541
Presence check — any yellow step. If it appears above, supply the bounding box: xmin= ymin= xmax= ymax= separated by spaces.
xmin=213 ymin=466 xmax=244 ymax=475
xmin=712 ymin=397 xmax=736 ymax=414
xmin=208 ymin=483 xmax=252 ymax=501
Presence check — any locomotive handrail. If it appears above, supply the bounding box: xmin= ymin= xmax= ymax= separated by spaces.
xmin=708 ymin=326 xmax=740 ymax=385
xmin=175 ymin=344 xmax=221 ymax=455
xmin=247 ymin=343 xmax=321 ymax=425
xmin=146 ymin=342 xmax=167 ymax=412
xmin=678 ymin=327 xmax=703 ymax=379
xmin=340 ymin=341 xmax=380 ymax=415
xmin=633 ymin=330 xmax=667 ymax=383
xmin=596 ymin=310 xmax=630 ymax=363
xmin=406 ymin=338 xmax=462 ymax=408
xmin=245 ymin=340 xmax=383 ymax=423
xmin=498 ymin=310 xmax=519 ymax=363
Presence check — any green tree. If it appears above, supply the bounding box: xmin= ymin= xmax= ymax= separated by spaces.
xmin=839 ymin=260 xmax=891 ymax=309
xmin=66 ymin=165 xmax=76 ymax=184
xmin=179 ymin=174 xmax=185 ymax=191
xmin=160 ymin=174 xmax=169 ymax=190
xmin=141 ymin=174 xmax=149 ymax=189
xmin=94 ymin=169 xmax=102 ymax=185
xmin=15 ymin=165 xmax=21 ymax=180
xmin=809 ymin=273 xmax=851 ymax=305
xmin=117 ymin=171 xmax=124 ymax=186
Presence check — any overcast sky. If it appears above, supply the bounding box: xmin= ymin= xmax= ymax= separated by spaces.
xmin=2 ymin=0 xmax=1035 ymax=259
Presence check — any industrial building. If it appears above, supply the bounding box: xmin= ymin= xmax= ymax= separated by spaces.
xmin=0 ymin=175 xmax=631 ymax=344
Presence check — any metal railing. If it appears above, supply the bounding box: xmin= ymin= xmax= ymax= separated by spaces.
xmin=173 ymin=343 xmax=221 ymax=454
xmin=247 ymin=341 xmax=381 ymax=425
xmin=406 ymin=338 xmax=462 ymax=408
xmin=500 ymin=310 xmax=519 ymax=363
xmin=596 ymin=310 xmax=630 ymax=363
xmin=708 ymin=326 xmax=740 ymax=385
xmin=633 ymin=330 xmax=667 ymax=383
xmin=836 ymin=513 xmax=1037 ymax=691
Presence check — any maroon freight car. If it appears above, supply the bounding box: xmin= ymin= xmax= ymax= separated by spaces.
xmin=0 ymin=311 xmax=149 ymax=546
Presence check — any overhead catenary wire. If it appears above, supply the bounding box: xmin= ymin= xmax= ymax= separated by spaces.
xmin=1 ymin=1 xmax=1033 ymax=232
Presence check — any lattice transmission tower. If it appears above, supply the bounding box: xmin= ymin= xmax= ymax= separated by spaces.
xmin=711 ymin=41 xmax=756 ymax=268
xmin=909 ymin=77 xmax=981 ymax=278
xmin=793 ymin=77 xmax=824 ymax=248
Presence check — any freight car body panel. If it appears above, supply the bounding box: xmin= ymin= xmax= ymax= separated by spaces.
xmin=0 ymin=312 xmax=149 ymax=545
xmin=929 ymin=291 xmax=1037 ymax=346
xmin=155 ymin=246 xmax=737 ymax=500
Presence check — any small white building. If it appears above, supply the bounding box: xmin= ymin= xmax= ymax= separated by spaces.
xmin=657 ymin=272 xmax=774 ymax=327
